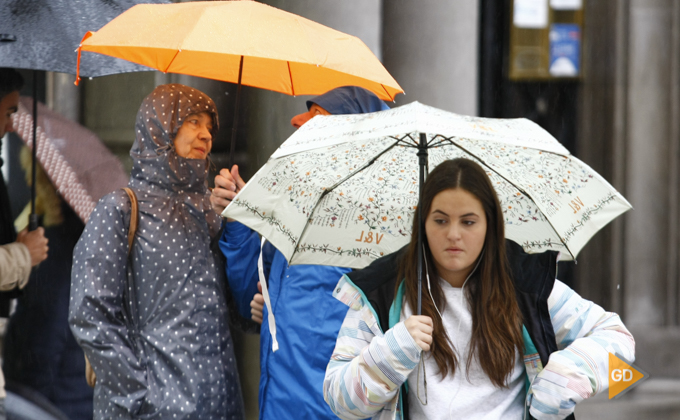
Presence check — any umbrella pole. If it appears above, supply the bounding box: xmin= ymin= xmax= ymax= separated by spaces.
xmin=29 ymin=71 xmax=39 ymax=231
xmin=416 ymin=132 xmax=428 ymax=315
xmin=229 ymin=56 xmax=244 ymax=169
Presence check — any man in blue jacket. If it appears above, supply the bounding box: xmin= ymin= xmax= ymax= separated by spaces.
xmin=211 ymin=86 xmax=389 ymax=420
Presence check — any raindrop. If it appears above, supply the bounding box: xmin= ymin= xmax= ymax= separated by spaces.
xmin=617 ymin=284 xmax=620 ymax=290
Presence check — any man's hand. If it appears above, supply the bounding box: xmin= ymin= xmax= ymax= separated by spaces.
xmin=250 ymin=281 xmax=264 ymax=324
xmin=211 ymin=165 xmax=247 ymax=216
xmin=16 ymin=227 xmax=49 ymax=267
xmin=404 ymin=315 xmax=433 ymax=351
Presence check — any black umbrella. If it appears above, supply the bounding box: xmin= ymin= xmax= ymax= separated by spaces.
xmin=0 ymin=0 xmax=167 ymax=229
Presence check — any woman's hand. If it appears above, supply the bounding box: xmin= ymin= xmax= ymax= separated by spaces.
xmin=250 ymin=281 xmax=264 ymax=324
xmin=210 ymin=165 xmax=246 ymax=216
xmin=404 ymin=315 xmax=433 ymax=351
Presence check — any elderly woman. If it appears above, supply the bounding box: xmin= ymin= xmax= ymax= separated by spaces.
xmin=69 ymin=84 xmax=244 ymax=420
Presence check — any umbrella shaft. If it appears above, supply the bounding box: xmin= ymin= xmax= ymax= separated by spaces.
xmin=229 ymin=56 xmax=244 ymax=169
xmin=30 ymin=72 xmax=38 ymax=230
xmin=416 ymin=133 xmax=428 ymax=315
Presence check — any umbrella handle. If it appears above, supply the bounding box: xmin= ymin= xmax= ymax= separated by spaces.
xmin=28 ymin=214 xmax=39 ymax=232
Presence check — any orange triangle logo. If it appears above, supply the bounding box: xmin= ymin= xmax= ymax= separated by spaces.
xmin=609 ymin=353 xmax=647 ymax=399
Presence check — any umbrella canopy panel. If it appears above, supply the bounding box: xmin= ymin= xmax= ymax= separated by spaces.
xmin=223 ymin=102 xmax=631 ymax=268
xmin=12 ymin=97 xmax=129 ymax=223
xmin=78 ymin=1 xmax=402 ymax=100
xmin=0 ymin=0 xmax=166 ymax=77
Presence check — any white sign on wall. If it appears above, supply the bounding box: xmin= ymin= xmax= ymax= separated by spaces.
xmin=514 ymin=0 xmax=549 ymax=28
xmin=550 ymin=0 xmax=582 ymax=10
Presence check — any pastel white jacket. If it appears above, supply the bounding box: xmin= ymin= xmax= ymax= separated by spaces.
xmin=323 ymin=276 xmax=635 ymax=420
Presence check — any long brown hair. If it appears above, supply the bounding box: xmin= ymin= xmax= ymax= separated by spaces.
xmin=398 ymin=158 xmax=523 ymax=387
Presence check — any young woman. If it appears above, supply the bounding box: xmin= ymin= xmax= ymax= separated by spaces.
xmin=69 ymin=84 xmax=245 ymax=420
xmin=323 ymin=158 xmax=635 ymax=420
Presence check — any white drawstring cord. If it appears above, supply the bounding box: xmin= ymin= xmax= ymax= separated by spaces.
xmin=417 ymin=247 xmax=484 ymax=408
xmin=258 ymin=237 xmax=279 ymax=352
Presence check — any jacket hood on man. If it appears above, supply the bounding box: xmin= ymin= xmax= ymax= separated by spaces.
xmin=306 ymin=86 xmax=390 ymax=115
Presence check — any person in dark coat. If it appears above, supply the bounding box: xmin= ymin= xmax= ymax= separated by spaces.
xmin=69 ymin=84 xmax=245 ymax=420
xmin=0 ymin=68 xmax=49 ymax=313
xmin=3 ymin=148 xmax=92 ymax=420
xmin=0 ymin=67 xmax=49 ymax=420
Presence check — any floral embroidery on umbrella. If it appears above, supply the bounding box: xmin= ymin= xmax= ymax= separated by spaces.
xmin=224 ymin=103 xmax=630 ymax=267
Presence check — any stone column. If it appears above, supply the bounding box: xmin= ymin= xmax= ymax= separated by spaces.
xmin=668 ymin=0 xmax=680 ymax=327
xmin=576 ymin=0 xmax=630 ymax=314
xmin=573 ymin=0 xmax=680 ymax=377
xmin=624 ymin=0 xmax=676 ymax=327
xmin=80 ymin=72 xmax=156 ymax=172
xmin=46 ymin=73 xmax=80 ymax=123
xmin=382 ymin=0 xmax=479 ymax=115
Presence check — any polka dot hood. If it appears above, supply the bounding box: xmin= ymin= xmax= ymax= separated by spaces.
xmin=130 ymin=83 xmax=218 ymax=194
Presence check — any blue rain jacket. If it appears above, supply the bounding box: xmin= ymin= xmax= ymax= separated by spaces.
xmin=219 ymin=86 xmax=387 ymax=419
xmin=69 ymin=84 xmax=244 ymax=420
xmin=221 ymin=222 xmax=350 ymax=419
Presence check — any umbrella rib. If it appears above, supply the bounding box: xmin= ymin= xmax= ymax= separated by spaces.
xmin=287 ymin=62 xmax=295 ymax=96
xmin=164 ymin=49 xmax=182 ymax=73
xmin=381 ymin=84 xmax=393 ymax=102
xmin=393 ymin=134 xmax=418 ymax=148
xmin=290 ymin=138 xmax=402 ymax=260
xmin=442 ymin=138 xmax=576 ymax=260
xmin=428 ymin=135 xmax=453 ymax=148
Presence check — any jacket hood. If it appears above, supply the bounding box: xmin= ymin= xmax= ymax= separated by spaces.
xmin=130 ymin=83 xmax=218 ymax=194
xmin=306 ymin=86 xmax=390 ymax=115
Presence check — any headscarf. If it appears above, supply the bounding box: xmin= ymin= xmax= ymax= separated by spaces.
xmin=129 ymin=84 xmax=218 ymax=195
xmin=306 ymin=86 xmax=389 ymax=115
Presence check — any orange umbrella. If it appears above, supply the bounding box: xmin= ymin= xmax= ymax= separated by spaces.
xmin=75 ymin=1 xmax=402 ymax=99
xmin=75 ymin=1 xmax=402 ymax=165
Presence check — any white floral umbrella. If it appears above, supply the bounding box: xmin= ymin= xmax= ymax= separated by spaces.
xmin=223 ymin=101 xmax=631 ymax=270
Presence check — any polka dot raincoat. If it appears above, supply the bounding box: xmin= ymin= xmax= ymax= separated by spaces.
xmin=69 ymin=84 xmax=244 ymax=420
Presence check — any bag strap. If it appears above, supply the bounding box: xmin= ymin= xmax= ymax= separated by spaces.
xmin=122 ymin=187 xmax=138 ymax=255
xmin=85 ymin=187 xmax=139 ymax=389
xmin=121 ymin=187 xmax=142 ymax=343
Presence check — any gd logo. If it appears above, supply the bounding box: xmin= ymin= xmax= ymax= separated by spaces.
xmin=608 ymin=353 xmax=648 ymax=399
xmin=610 ymin=369 xmax=633 ymax=382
